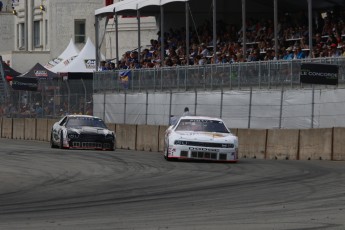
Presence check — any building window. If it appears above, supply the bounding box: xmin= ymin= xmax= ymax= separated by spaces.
xmin=34 ymin=20 xmax=41 ymax=47
xmin=45 ymin=19 xmax=48 ymax=47
xmin=18 ymin=23 xmax=25 ymax=49
xmin=75 ymin=19 xmax=86 ymax=43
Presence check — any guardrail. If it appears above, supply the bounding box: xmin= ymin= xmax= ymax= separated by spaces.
xmin=1 ymin=117 xmax=345 ymax=161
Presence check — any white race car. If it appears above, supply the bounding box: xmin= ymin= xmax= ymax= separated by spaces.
xmin=50 ymin=115 xmax=115 ymax=150
xmin=164 ymin=116 xmax=238 ymax=162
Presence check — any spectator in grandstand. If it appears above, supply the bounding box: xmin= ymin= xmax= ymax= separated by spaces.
xmin=247 ymin=49 xmax=259 ymax=62
xmin=199 ymin=43 xmax=211 ymax=58
xmin=294 ymin=47 xmax=306 ymax=59
xmin=141 ymin=48 xmax=152 ymax=63
xmin=115 ymin=7 xmax=345 ymax=67
xmin=99 ymin=61 xmax=108 ymax=71
xmin=0 ymin=1 xmax=3 ymax=12
xmin=283 ymin=47 xmax=294 ymax=60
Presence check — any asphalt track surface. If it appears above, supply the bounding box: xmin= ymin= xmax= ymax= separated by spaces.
xmin=0 ymin=139 xmax=345 ymax=230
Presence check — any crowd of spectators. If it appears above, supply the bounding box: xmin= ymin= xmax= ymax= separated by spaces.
xmin=100 ymin=7 xmax=345 ymax=71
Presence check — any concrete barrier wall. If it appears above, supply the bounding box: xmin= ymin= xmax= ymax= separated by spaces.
xmin=136 ymin=125 xmax=159 ymax=152
xmin=24 ymin=118 xmax=36 ymax=140
xmin=2 ymin=118 xmax=345 ymax=161
xmin=237 ymin=129 xmax=267 ymax=159
xmin=333 ymin=127 xmax=345 ymax=161
xmin=115 ymin=124 xmax=136 ymax=150
xmin=2 ymin=118 xmax=12 ymax=139
xmin=12 ymin=118 xmax=25 ymax=140
xmin=36 ymin=119 xmax=48 ymax=141
xmin=106 ymin=123 xmax=116 ymax=133
xmin=0 ymin=117 xmax=2 ymax=137
xmin=266 ymin=129 xmax=299 ymax=160
xmin=299 ymin=128 xmax=332 ymax=160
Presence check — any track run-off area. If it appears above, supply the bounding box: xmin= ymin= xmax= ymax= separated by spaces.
xmin=0 ymin=138 xmax=345 ymax=230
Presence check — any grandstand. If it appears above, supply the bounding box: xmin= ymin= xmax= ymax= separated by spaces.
xmin=95 ymin=0 xmax=345 ymax=70
xmin=92 ymin=1 xmax=345 ymax=129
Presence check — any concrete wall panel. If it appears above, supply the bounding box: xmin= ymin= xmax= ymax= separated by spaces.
xmin=106 ymin=123 xmax=116 ymax=133
xmin=36 ymin=119 xmax=48 ymax=141
xmin=12 ymin=118 xmax=25 ymax=139
xmin=115 ymin=124 xmax=136 ymax=150
xmin=136 ymin=125 xmax=159 ymax=152
xmin=332 ymin=127 xmax=345 ymax=161
xmin=24 ymin=118 xmax=36 ymax=140
xmin=2 ymin=118 xmax=12 ymax=139
xmin=266 ymin=129 xmax=299 ymax=160
xmin=299 ymin=128 xmax=332 ymax=160
xmin=0 ymin=117 xmax=2 ymax=137
xmin=237 ymin=129 xmax=267 ymax=159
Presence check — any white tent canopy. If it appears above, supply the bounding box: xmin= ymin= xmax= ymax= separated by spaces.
xmin=94 ymin=0 xmax=188 ymax=16
xmin=44 ymin=38 xmax=79 ymax=73
xmin=59 ymin=38 xmax=104 ymax=73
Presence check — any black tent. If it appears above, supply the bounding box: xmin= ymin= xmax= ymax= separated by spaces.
xmin=12 ymin=63 xmax=59 ymax=91
xmin=1 ymin=61 xmax=21 ymax=81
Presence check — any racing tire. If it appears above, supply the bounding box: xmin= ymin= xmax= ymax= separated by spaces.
xmin=50 ymin=133 xmax=57 ymax=148
xmin=59 ymin=133 xmax=64 ymax=149
xmin=164 ymin=148 xmax=172 ymax=161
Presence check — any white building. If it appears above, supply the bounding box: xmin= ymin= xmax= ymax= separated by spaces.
xmin=0 ymin=0 xmax=157 ymax=73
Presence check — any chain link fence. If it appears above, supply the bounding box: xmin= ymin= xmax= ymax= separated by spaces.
xmin=1 ymin=57 xmax=345 ymax=120
xmin=0 ymin=79 xmax=93 ymax=119
xmin=93 ymin=57 xmax=345 ymax=93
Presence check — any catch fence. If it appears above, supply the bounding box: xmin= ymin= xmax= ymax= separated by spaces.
xmin=1 ymin=56 xmax=345 ymax=123
xmin=93 ymin=57 xmax=345 ymax=92
xmin=1 ymin=79 xmax=93 ymax=119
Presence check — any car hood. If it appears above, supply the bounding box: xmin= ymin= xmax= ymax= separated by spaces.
xmin=172 ymin=131 xmax=237 ymax=143
xmin=68 ymin=126 xmax=112 ymax=135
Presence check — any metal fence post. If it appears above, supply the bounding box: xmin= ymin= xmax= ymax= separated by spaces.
xmin=81 ymin=78 xmax=86 ymax=114
xmin=145 ymin=91 xmax=148 ymax=125
xmin=220 ymin=88 xmax=223 ymax=118
xmin=311 ymin=84 xmax=315 ymax=128
xmin=248 ymin=87 xmax=252 ymax=128
xmin=103 ymin=92 xmax=106 ymax=121
xmin=279 ymin=86 xmax=284 ymax=129
xmin=194 ymin=90 xmax=197 ymax=116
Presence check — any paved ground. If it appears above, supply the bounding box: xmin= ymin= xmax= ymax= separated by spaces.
xmin=0 ymin=138 xmax=344 ymax=230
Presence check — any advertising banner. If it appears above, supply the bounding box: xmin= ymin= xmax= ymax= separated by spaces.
xmin=300 ymin=63 xmax=338 ymax=85
xmin=12 ymin=76 xmax=38 ymax=91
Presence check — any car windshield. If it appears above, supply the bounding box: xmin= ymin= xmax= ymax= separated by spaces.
xmin=66 ymin=117 xmax=107 ymax=128
xmin=175 ymin=119 xmax=230 ymax=133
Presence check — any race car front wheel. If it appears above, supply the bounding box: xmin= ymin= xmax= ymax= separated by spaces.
xmin=50 ymin=133 xmax=57 ymax=148
xmin=164 ymin=148 xmax=171 ymax=161
xmin=60 ymin=133 xmax=64 ymax=149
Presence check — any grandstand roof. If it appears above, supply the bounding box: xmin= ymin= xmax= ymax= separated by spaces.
xmin=95 ymin=0 xmax=345 ymax=17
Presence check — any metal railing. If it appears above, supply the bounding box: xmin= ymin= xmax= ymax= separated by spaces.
xmin=93 ymin=57 xmax=345 ymax=93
